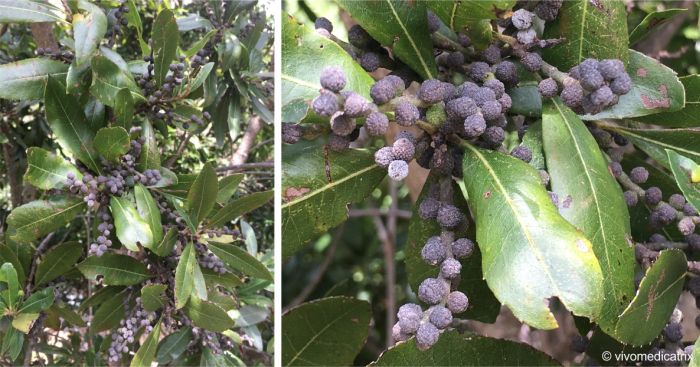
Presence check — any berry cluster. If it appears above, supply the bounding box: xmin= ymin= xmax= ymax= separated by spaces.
xmin=394 ymin=180 xmax=472 ymax=350
xmin=311 ymin=67 xmax=376 ymax=151
xmin=105 ymin=1 xmax=130 ymax=41
xmin=35 ymin=47 xmax=74 ymax=63
xmin=610 ymin=162 xmax=699 ymax=242
xmin=107 ymin=296 xmax=156 ymax=363
xmin=194 ymin=240 xmax=227 ymax=274
xmin=90 ymin=210 xmax=114 ymax=257
xmin=555 ymin=58 xmax=632 ymax=114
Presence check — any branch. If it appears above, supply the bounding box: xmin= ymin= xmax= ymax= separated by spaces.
xmin=30 ymin=23 xmax=59 ymax=51
xmin=232 ymin=116 xmax=263 ymax=165
xmin=164 ymin=131 xmax=192 ymax=168
xmin=372 ymin=211 xmax=396 ymax=347
xmin=2 ymin=142 xmax=22 ymax=208
xmin=285 ymin=225 xmax=343 ymax=311
xmin=27 ymin=233 xmax=54 ymax=293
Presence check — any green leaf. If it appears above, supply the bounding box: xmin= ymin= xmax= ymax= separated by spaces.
xmin=184 ymin=296 xmax=234 ymax=333
xmin=73 ymin=1 xmax=107 ymax=69
xmin=600 ymin=124 xmax=700 ymax=170
xmin=542 ymin=0 xmax=628 ymax=71
xmin=371 ymin=331 xmax=558 ymax=366
xmin=18 ymin=287 xmax=54 ymax=314
xmin=581 ymin=50 xmax=685 ymax=121
xmin=207 ymin=242 xmax=272 ymax=281
xmin=141 ymin=284 xmax=167 ymax=312
xmin=114 ymin=88 xmax=134 ymax=129
xmin=405 ymin=174 xmax=500 ymax=322
xmin=7 ymin=196 xmax=85 ymax=243
xmin=24 ymin=147 xmax=81 ymax=190
xmin=0 ymin=245 xmax=25 ymax=287
xmin=507 ymin=85 xmax=542 ymax=118
xmin=335 ymin=1 xmax=436 ymax=79
xmin=156 ymin=327 xmax=192 ymax=364
xmin=691 ymin=335 xmax=700 ymax=367
xmin=77 ymin=253 xmax=151 ymax=286
xmin=90 ymin=55 xmax=144 ymax=106
xmin=94 ymin=127 xmax=130 ymax=163
xmin=667 ymin=150 xmax=700 ymax=212
xmin=1 ymin=326 xmax=23 ymax=360
xmin=542 ymin=99 xmax=635 ymax=334
xmin=11 ymin=312 xmax=38 ymax=334
xmin=110 ymin=196 xmax=153 ymax=251
xmin=428 ymin=1 xmax=515 ymax=43
xmin=635 ymin=75 xmax=700 ymax=127
xmin=45 ymin=76 xmax=101 ymax=173
xmin=282 ymin=297 xmax=370 ymax=366
xmin=137 ymin=120 xmax=161 ymax=171
xmin=90 ymin=293 xmax=125 ymax=333
xmin=35 ymin=241 xmax=83 ymax=285
xmin=629 ymin=9 xmax=686 ymax=45
xmin=177 ymin=62 xmax=214 ymax=97
xmin=615 ymin=249 xmax=686 ymax=345
xmin=0 ymin=58 xmax=68 ymax=100
xmin=175 ymin=242 xmax=197 ymax=309
xmin=79 ymin=285 xmax=124 ymax=312
xmin=49 ymin=304 xmax=86 ymax=327
xmin=192 ymin=260 xmax=208 ymax=301
xmin=134 ymin=184 xmax=164 ymax=245
xmin=235 ymin=305 xmax=268 ymax=327
xmin=461 ymin=143 xmax=604 ymax=329
xmin=152 ymin=9 xmax=180 ymax=86
xmin=1 ymin=263 xmax=19 ymax=310
xmin=125 ymin=0 xmax=148 ymax=56
xmin=131 ymin=319 xmax=161 ymax=367
xmin=281 ymin=14 xmax=374 ymax=107
xmin=0 ymin=0 xmax=65 ymax=23
xmin=216 ymin=174 xmax=245 ymax=204
xmin=184 ymin=30 xmax=216 ymax=58
xmin=201 ymin=269 xmax=242 ymax=289
xmin=520 ymin=120 xmax=545 ymax=170
xmin=152 ymin=227 xmax=178 ymax=257
xmin=186 ymin=163 xmax=218 ymax=226
xmin=282 ymin=139 xmax=386 ymax=258
xmin=208 ymin=190 xmax=273 ymax=228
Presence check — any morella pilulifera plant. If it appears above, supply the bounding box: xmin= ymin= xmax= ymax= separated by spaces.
xmin=282 ymin=0 xmax=700 ymax=365
xmin=0 ymin=0 xmax=273 ymax=365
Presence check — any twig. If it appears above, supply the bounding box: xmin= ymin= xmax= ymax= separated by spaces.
xmin=2 ymin=142 xmax=21 ymax=208
xmin=232 ymin=116 xmax=264 ymax=165
xmin=285 ymin=225 xmax=343 ymax=311
xmin=348 ymin=208 xmax=412 ymax=219
xmin=27 ymin=233 xmax=54 ymax=293
xmin=215 ymin=161 xmax=273 ymax=172
xmin=372 ymin=211 xmax=396 ymax=347
xmin=164 ymin=131 xmax=191 ymax=168
xmin=23 ymin=313 xmax=46 ymax=366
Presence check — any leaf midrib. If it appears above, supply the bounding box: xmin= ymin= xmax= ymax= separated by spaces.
xmin=611 ymin=126 xmax=700 ymax=161
xmin=384 ymin=0 xmax=433 ymax=79
xmin=13 ymin=200 xmax=83 ymax=234
xmin=0 ymin=3 xmax=67 ymax=23
xmin=286 ymin=305 xmax=357 ymax=365
xmin=49 ymin=86 xmax=101 ymax=174
xmin=281 ymin=163 xmax=380 ymax=209
xmin=464 ymin=144 xmax=562 ymax=299
xmin=553 ymin=100 xmax=622 ymax=315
